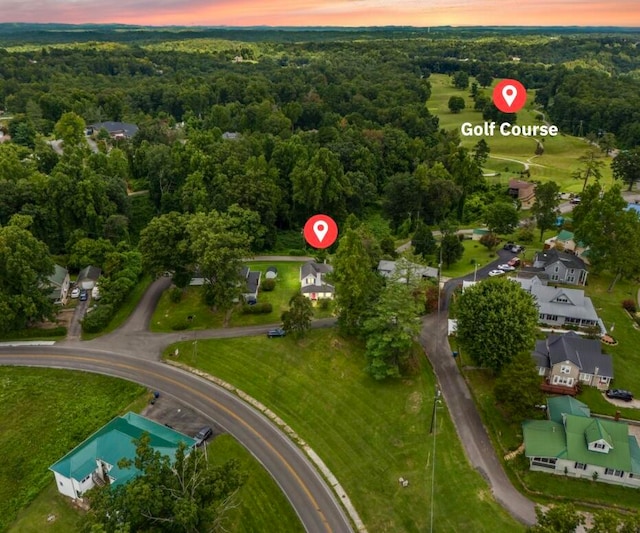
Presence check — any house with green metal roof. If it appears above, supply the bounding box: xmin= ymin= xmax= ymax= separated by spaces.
xmin=522 ymin=397 xmax=640 ymax=488
xmin=50 ymin=412 xmax=196 ymax=500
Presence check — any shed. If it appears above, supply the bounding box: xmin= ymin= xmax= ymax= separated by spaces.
xmin=265 ymin=266 xmax=278 ymax=279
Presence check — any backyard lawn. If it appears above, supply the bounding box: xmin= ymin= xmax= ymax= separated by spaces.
xmin=151 ymin=261 xmax=333 ymax=332
xmin=164 ymin=329 xmax=522 ymax=533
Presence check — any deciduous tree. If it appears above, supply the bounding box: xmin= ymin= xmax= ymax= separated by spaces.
xmin=484 ymin=201 xmax=519 ymax=235
xmin=530 ymin=504 xmax=583 ymax=533
xmin=531 ymin=181 xmax=560 ymax=241
xmin=85 ymin=433 xmax=245 ymax=533
xmin=456 ymin=278 xmax=539 ymax=373
xmin=612 ymin=148 xmax=640 ymax=191
xmin=494 ymin=352 xmax=544 ymax=422
xmin=363 ymin=282 xmax=422 ymax=380
xmin=438 ymin=232 xmax=464 ymax=268
xmin=448 ymin=95 xmax=465 ymax=114
xmin=281 ymin=293 xmax=314 ymax=339
xmin=411 ymin=220 xmax=437 ymax=259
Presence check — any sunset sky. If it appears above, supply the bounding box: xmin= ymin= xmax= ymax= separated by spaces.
xmin=0 ymin=0 xmax=638 ymax=27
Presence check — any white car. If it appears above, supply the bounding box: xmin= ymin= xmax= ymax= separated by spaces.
xmin=498 ymin=264 xmax=516 ymax=271
xmin=70 ymin=287 xmax=80 ymax=298
xmin=488 ymin=269 xmax=505 ymax=277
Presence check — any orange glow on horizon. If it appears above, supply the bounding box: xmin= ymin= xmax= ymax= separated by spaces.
xmin=2 ymin=1 xmax=639 ymax=27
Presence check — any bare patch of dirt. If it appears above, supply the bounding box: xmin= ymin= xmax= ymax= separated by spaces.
xmin=405 ymin=391 xmax=423 ymax=414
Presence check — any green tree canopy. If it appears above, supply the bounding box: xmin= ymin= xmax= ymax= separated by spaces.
xmin=0 ymin=216 xmax=55 ymax=333
xmin=332 ymin=227 xmax=382 ymax=335
xmin=438 ymin=232 xmax=464 ymax=268
xmin=363 ymin=282 xmax=422 ymax=380
xmin=448 ymin=95 xmax=465 ymax=114
xmin=494 ymin=352 xmax=544 ymax=421
xmin=85 ymin=433 xmax=245 ymax=533
xmin=54 ymin=111 xmax=86 ymax=147
xmin=612 ymin=148 xmax=640 ymax=191
xmin=411 ymin=220 xmax=437 ymax=259
xmin=281 ymin=293 xmax=314 ymax=339
xmin=484 ymin=201 xmax=519 ymax=235
xmin=456 ymin=278 xmax=539 ymax=373
xmin=531 ymin=181 xmax=560 ymax=241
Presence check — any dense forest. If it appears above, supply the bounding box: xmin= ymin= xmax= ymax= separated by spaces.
xmin=0 ymin=26 xmax=639 ymax=333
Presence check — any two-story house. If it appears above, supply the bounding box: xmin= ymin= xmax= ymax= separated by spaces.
xmin=532 ymin=331 xmax=613 ymax=391
xmin=531 ymin=249 xmax=588 ymax=286
xmin=300 ymin=261 xmax=334 ymax=300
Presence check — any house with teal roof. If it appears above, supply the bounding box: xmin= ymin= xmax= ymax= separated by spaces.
xmin=50 ymin=412 xmax=196 ymax=500
xmin=544 ymin=230 xmax=590 ymax=265
xmin=522 ymin=397 xmax=640 ymax=487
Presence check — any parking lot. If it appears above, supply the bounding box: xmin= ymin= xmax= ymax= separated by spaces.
xmin=140 ymin=393 xmax=225 ymax=443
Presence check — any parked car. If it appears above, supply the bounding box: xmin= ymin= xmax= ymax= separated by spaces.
xmin=498 ymin=264 xmax=516 ymax=271
xmin=71 ymin=287 xmax=80 ymax=298
xmin=488 ymin=269 xmax=505 ymax=277
xmin=79 ymin=289 xmax=88 ymax=301
xmin=267 ymin=328 xmax=286 ymax=338
xmin=507 ymin=257 xmax=521 ymax=267
xmin=606 ymin=389 xmax=633 ymax=402
xmin=503 ymin=243 xmax=524 ymax=253
xmin=193 ymin=426 xmax=213 ymax=446
xmin=570 ymin=197 xmax=581 ymax=205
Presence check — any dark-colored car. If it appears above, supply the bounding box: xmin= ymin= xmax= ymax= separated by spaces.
xmin=79 ymin=289 xmax=88 ymax=301
xmin=606 ymin=389 xmax=633 ymax=402
xmin=267 ymin=328 xmax=286 ymax=338
xmin=194 ymin=426 xmax=213 ymax=447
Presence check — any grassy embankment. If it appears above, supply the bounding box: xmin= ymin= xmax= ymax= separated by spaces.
xmin=164 ymin=328 xmax=523 ymax=532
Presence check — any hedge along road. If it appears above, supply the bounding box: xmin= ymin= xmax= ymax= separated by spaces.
xmin=0 ymin=346 xmax=353 ymax=533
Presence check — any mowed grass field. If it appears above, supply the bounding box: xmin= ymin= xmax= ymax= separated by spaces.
xmin=164 ymin=329 xmax=523 ymax=532
xmin=427 ymin=74 xmax=615 ymax=192
xmin=151 ymin=261 xmax=332 ymax=332
xmin=5 ymin=369 xmax=304 ymax=533
xmin=0 ymin=368 xmax=145 ymax=531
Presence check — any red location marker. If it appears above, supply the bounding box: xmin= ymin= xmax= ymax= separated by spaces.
xmin=303 ymin=214 xmax=338 ymax=249
xmin=492 ymin=79 xmax=527 ymax=113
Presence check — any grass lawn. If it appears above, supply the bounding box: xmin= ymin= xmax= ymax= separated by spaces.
xmin=207 ymin=434 xmax=304 ymax=533
xmin=0 ymin=368 xmax=145 ymax=532
xmin=82 ymin=275 xmax=153 ymax=340
xmin=151 ymin=261 xmax=333 ymax=332
xmin=441 ymin=239 xmax=499 ymax=278
xmin=163 ymin=329 xmax=522 ymax=532
xmin=427 ymin=74 xmax=614 ymax=192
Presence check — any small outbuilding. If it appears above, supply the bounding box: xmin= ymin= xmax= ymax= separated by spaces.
xmin=265 ymin=266 xmax=278 ymax=280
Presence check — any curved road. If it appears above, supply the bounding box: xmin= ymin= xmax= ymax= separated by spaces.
xmin=0 ymin=346 xmax=351 ymax=533
xmin=0 ymin=251 xmax=543 ymax=529
xmin=420 ymin=249 xmax=537 ymax=525
xmin=0 ymin=259 xmax=353 ymax=533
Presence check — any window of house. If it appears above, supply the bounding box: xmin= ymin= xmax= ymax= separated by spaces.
xmin=570 ymin=268 xmax=575 ymax=274
xmin=561 ymin=365 xmax=571 ymax=374
xmin=579 ymin=373 xmax=591 ymax=382
xmin=630 ymin=473 xmax=635 ymax=479
xmin=594 ymin=442 xmax=606 ymax=450
xmin=574 ymin=462 xmax=587 ymax=470
xmin=556 ymin=296 xmax=568 ymax=303
xmin=554 ymin=266 xmax=559 ymax=272
xmin=604 ymin=468 xmax=624 ymax=477
xmin=551 ymin=275 xmax=559 ymax=281
xmin=567 ymin=276 xmax=575 ymax=283
xmin=553 ymin=375 xmax=574 ymax=386
xmin=546 ymin=314 xmax=558 ymax=321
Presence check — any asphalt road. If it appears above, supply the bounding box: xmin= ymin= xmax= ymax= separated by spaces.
xmin=420 ymin=248 xmax=537 ymax=525
xmin=0 ymin=346 xmax=352 ymax=533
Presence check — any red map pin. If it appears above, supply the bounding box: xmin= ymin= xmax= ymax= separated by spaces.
xmin=492 ymin=79 xmax=527 ymax=113
xmin=303 ymin=214 xmax=338 ymax=249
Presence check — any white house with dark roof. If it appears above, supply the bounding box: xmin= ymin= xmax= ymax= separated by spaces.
xmin=88 ymin=121 xmax=139 ymax=140
xmin=531 ymin=249 xmax=588 ymax=286
xmin=77 ymin=265 xmax=101 ymax=290
xmin=513 ymin=276 xmax=599 ymax=329
xmin=240 ymin=266 xmax=261 ymax=302
xmin=532 ymin=331 xmax=613 ymax=390
xmin=300 ymin=261 xmax=334 ymax=300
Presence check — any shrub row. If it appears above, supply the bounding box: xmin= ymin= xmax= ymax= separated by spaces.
xmin=0 ymin=326 xmax=67 ymax=339
xmin=242 ymin=303 xmax=273 ymax=314
xmin=81 ymin=304 xmax=114 ymax=333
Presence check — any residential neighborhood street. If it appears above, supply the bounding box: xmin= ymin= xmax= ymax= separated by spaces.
xmin=0 ymin=252 xmax=541 ymax=528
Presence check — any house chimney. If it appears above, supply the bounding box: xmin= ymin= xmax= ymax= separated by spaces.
xmin=594 ymin=367 xmax=599 ymax=376
xmin=615 ymin=410 xmax=621 ymax=422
